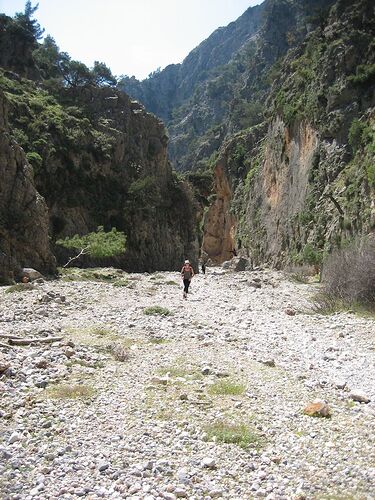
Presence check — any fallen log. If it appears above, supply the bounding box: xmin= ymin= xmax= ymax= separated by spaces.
xmin=8 ymin=336 xmax=63 ymax=346
xmin=0 ymin=342 xmax=11 ymax=349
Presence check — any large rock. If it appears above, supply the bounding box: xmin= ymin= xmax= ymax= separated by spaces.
xmin=0 ymin=90 xmax=56 ymax=284
xmin=222 ymin=256 xmax=251 ymax=271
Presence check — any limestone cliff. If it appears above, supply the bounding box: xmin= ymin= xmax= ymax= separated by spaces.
xmin=0 ymin=89 xmax=55 ymax=283
xmin=202 ymin=0 xmax=374 ymax=266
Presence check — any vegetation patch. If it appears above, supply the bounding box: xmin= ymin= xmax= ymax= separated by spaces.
xmin=205 ymin=421 xmax=262 ymax=449
xmin=5 ymin=283 xmax=34 ymax=293
xmin=316 ymin=235 xmax=375 ymax=314
xmin=45 ymin=383 xmax=95 ymax=400
xmin=143 ymin=306 xmax=173 ymax=316
xmin=112 ymin=279 xmax=130 ymax=287
xmin=65 ymin=325 xmax=119 ymax=347
xmin=59 ymin=267 xmax=128 ymax=283
xmin=158 ymin=364 xmax=202 ymax=380
xmin=208 ymin=379 xmax=246 ymax=396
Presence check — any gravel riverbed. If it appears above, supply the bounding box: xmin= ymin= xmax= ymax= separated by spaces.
xmin=0 ymin=269 xmax=374 ymax=500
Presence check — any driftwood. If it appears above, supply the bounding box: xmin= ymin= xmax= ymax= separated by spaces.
xmin=0 ymin=334 xmax=20 ymax=340
xmin=8 ymin=336 xmax=63 ymax=346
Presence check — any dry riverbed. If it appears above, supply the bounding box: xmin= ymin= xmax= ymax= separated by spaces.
xmin=0 ymin=268 xmax=374 ymax=500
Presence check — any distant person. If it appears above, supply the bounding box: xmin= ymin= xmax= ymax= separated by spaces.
xmin=201 ymin=262 xmax=206 ymax=274
xmin=181 ymin=259 xmax=194 ymax=299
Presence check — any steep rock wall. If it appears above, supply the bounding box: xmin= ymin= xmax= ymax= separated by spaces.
xmin=201 ymin=162 xmax=236 ymax=263
xmin=206 ymin=112 xmax=374 ymax=267
xmin=0 ymin=90 xmax=55 ymax=283
xmin=30 ymin=86 xmax=199 ymax=271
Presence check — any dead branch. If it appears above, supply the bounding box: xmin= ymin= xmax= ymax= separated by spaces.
xmin=63 ymin=246 xmax=90 ymax=268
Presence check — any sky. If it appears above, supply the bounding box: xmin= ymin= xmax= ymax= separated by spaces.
xmin=0 ymin=0 xmax=263 ymax=80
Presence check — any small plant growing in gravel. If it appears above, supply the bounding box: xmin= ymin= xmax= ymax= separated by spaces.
xmin=149 ymin=338 xmax=170 ymax=345
xmin=158 ymin=364 xmax=202 ymax=379
xmin=205 ymin=422 xmax=262 ymax=449
xmin=108 ymin=343 xmax=130 ymax=362
xmin=208 ymin=379 xmax=246 ymax=396
xmin=45 ymin=384 xmax=95 ymax=399
xmin=143 ymin=306 xmax=173 ymax=316
xmin=90 ymin=326 xmax=114 ymax=336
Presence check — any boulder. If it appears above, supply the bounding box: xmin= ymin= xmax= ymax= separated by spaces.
xmin=222 ymin=257 xmax=251 ymax=272
xmin=21 ymin=268 xmax=43 ymax=281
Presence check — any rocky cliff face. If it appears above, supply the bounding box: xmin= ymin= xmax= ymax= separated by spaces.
xmin=119 ymin=0 xmax=334 ymax=172
xmin=0 ymin=9 xmax=199 ymax=280
xmin=0 ymin=71 xmax=198 ymax=273
xmin=201 ymin=0 xmax=375 ymax=266
xmin=0 ymin=90 xmax=55 ymax=283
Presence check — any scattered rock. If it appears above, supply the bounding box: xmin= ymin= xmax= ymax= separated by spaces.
xmin=0 ymin=354 xmax=10 ymax=373
xmin=349 ymin=390 xmax=371 ymax=404
xmin=201 ymin=366 xmax=211 ymax=375
xmin=201 ymin=457 xmax=216 ymax=469
xmin=285 ymin=308 xmax=296 ymax=316
xmin=303 ymin=400 xmax=332 ymax=418
xmin=98 ymin=461 xmax=110 ymax=472
xmin=260 ymin=359 xmax=276 ymax=367
xmin=150 ymin=375 xmax=169 ymax=385
xmin=8 ymin=432 xmax=22 ymax=444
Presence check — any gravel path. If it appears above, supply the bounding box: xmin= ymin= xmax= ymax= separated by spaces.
xmin=0 ymin=269 xmax=374 ymax=499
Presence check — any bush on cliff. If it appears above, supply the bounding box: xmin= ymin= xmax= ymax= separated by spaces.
xmin=56 ymin=226 xmax=126 ymax=267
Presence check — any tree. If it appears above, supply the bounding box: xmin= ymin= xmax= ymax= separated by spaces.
xmin=14 ymin=1 xmax=45 ymax=41
xmin=92 ymin=61 xmax=117 ymax=87
xmin=33 ymin=35 xmax=61 ymax=78
xmin=56 ymin=226 xmax=127 ymax=267
xmin=59 ymin=57 xmax=92 ymax=87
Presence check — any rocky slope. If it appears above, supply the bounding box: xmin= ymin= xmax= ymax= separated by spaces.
xmin=0 ymin=89 xmax=55 ymax=283
xmin=0 ymin=268 xmax=374 ymax=498
xmin=119 ymin=0 xmax=334 ymax=171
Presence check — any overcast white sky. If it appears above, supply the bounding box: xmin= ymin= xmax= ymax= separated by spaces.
xmin=0 ymin=0 xmax=263 ymax=79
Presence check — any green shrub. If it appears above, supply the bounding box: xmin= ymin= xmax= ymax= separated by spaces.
xmin=143 ymin=306 xmax=173 ymax=316
xmin=205 ymin=422 xmax=262 ymax=448
xmin=348 ymin=64 xmax=375 ymax=85
xmin=208 ymin=379 xmax=246 ymax=396
xmin=26 ymin=151 xmax=43 ymax=170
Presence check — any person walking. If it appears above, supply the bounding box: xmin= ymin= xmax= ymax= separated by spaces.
xmin=181 ymin=259 xmax=194 ymax=299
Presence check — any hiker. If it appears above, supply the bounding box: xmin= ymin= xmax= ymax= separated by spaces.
xmin=181 ymin=259 xmax=194 ymax=299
